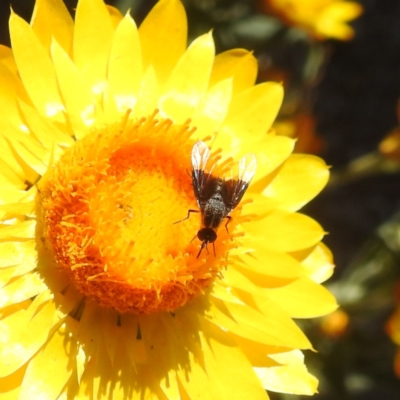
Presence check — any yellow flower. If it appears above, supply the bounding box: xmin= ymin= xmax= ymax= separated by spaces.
xmin=0 ymin=0 xmax=337 ymax=398
xmin=264 ymin=0 xmax=363 ymax=40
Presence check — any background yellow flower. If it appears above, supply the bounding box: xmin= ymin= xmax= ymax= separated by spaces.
xmin=263 ymin=0 xmax=363 ymax=40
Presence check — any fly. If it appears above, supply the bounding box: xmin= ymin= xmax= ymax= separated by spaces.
xmin=176 ymin=141 xmax=257 ymax=257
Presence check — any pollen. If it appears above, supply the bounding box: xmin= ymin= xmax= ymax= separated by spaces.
xmin=37 ymin=113 xmax=231 ymax=314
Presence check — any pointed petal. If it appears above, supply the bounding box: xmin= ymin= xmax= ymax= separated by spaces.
xmin=235 ymin=251 xmax=306 ymax=282
xmin=19 ymin=317 xmax=78 ymax=400
xmin=265 ymin=277 xmax=338 ymax=318
xmin=9 ymin=12 xmax=65 ymax=121
xmin=31 ymin=0 xmax=74 ymax=54
xmin=0 ymin=160 xmax=26 ymax=190
xmin=219 ymin=82 xmax=283 ymax=144
xmin=106 ymin=13 xmax=142 ymax=118
xmin=0 ymin=220 xmax=36 ymax=240
xmin=73 ymin=0 xmax=114 ymax=94
xmin=256 ymin=350 xmax=318 ymax=395
xmin=263 ymin=154 xmax=330 ymax=211
xmin=0 ymin=272 xmax=47 ymax=308
xmin=208 ymin=294 xmax=311 ymax=349
xmin=3 ymin=129 xmax=48 ymax=176
xmin=0 ymin=45 xmax=18 ymax=75
xmin=0 ymin=293 xmax=58 ymax=376
xmin=159 ymin=33 xmax=215 ymax=124
xmin=298 ymin=243 xmax=335 ymax=283
xmin=0 ymin=241 xmax=37 ymax=277
xmin=210 ymin=49 xmax=257 ymax=93
xmin=244 ymin=210 xmax=325 ymax=252
xmin=0 ymin=135 xmax=29 ymax=187
xmin=51 ymin=39 xmax=99 ymax=138
xmin=139 ymin=0 xmax=187 ymax=84
xmin=106 ymin=5 xmax=124 ymax=28
xmin=0 ymin=364 xmax=25 ymax=398
xmin=0 ymin=61 xmax=29 ymax=135
xmin=191 ymin=78 xmax=232 ymax=140
xmin=19 ymin=101 xmax=74 ymax=150
xmin=197 ymin=320 xmax=269 ymax=400
xmin=133 ymin=65 xmax=158 ymax=119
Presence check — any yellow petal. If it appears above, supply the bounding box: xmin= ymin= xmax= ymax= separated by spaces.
xmin=9 ymin=11 xmax=65 ymax=121
xmin=232 ymin=335 xmax=283 ymax=368
xmin=0 ymin=61 xmax=28 ymax=134
xmin=235 ymin=251 xmax=306 ymax=282
xmin=0 ymin=159 xmax=25 ymax=190
xmin=73 ymin=0 xmax=114 ymax=94
xmin=298 ymin=243 xmax=335 ymax=283
xmin=139 ymin=0 xmax=187 ymax=84
xmin=263 ymin=154 xmax=330 ymax=211
xmin=133 ymin=65 xmax=159 ymax=119
xmin=0 ymin=189 xmax=26 ymax=205
xmin=31 ymin=0 xmax=74 ymax=54
xmin=3 ymin=130 xmax=48 ymax=176
xmin=19 ymin=317 xmax=78 ymax=400
xmin=0 ymin=293 xmax=59 ymax=376
xmin=0 ymin=300 xmax=31 ymax=322
xmin=19 ymin=101 xmax=74 ymax=150
xmin=173 ymin=310 xmax=266 ymax=400
xmin=0 ymin=272 xmax=47 ymax=308
xmin=0 ymin=240 xmax=37 ymax=275
xmin=0 ymin=268 xmax=15 ymax=289
xmin=0 ymin=135 xmax=29 ymax=187
xmin=0 ymin=364 xmax=25 ymax=398
xmin=0 ymin=220 xmax=36 ymax=240
xmin=197 ymin=320 xmax=269 ymax=400
xmin=120 ymin=314 xmax=147 ymax=365
xmin=239 ymin=193 xmax=279 ymax=221
xmin=265 ymin=277 xmax=338 ymax=318
xmin=159 ymin=32 xmax=215 ymax=123
xmin=208 ymin=295 xmax=311 ymax=349
xmin=256 ymin=350 xmax=318 ymax=395
xmin=0 ymin=45 xmax=18 ymax=75
xmin=0 ymin=202 xmax=35 ymax=220
xmin=244 ymin=210 xmax=325 ymax=252
xmin=100 ymin=309 xmax=120 ymax=365
xmin=210 ymin=49 xmax=257 ymax=93
xmin=318 ymin=3 xmax=363 ymax=40
xmin=219 ymin=82 xmax=283 ymax=144
xmin=235 ymin=132 xmax=295 ymax=184
xmin=191 ymin=78 xmax=232 ymax=139
xmin=106 ymin=5 xmax=124 ymax=28
xmin=107 ymin=13 xmax=142 ymax=118
xmin=76 ymin=302 xmax=103 ymax=355
xmin=51 ymin=39 xmax=99 ymax=138
xmin=136 ymin=315 xmax=181 ymax=398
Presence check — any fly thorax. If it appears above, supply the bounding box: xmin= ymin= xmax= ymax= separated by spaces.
xmin=202 ymin=195 xmax=226 ymax=229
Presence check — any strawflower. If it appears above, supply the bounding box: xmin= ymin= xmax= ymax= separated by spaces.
xmin=0 ymin=0 xmax=337 ymax=398
xmin=263 ymin=0 xmax=363 ymax=40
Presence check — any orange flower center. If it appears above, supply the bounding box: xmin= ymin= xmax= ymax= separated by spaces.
xmin=37 ymin=113 xmax=232 ymax=314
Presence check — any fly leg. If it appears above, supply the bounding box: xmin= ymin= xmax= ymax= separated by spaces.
xmin=173 ymin=209 xmax=199 ymax=224
xmin=224 ymin=216 xmax=232 ymax=234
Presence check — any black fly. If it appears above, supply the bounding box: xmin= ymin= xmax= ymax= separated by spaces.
xmin=176 ymin=141 xmax=257 ymax=257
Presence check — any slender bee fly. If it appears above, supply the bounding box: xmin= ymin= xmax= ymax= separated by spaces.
xmin=176 ymin=140 xmax=257 ymax=257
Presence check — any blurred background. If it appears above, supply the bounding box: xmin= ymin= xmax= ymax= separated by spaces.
xmin=1 ymin=0 xmax=400 ymax=399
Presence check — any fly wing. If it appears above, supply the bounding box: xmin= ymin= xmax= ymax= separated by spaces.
xmin=223 ymin=153 xmax=257 ymax=210
xmin=191 ymin=141 xmax=216 ymax=203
